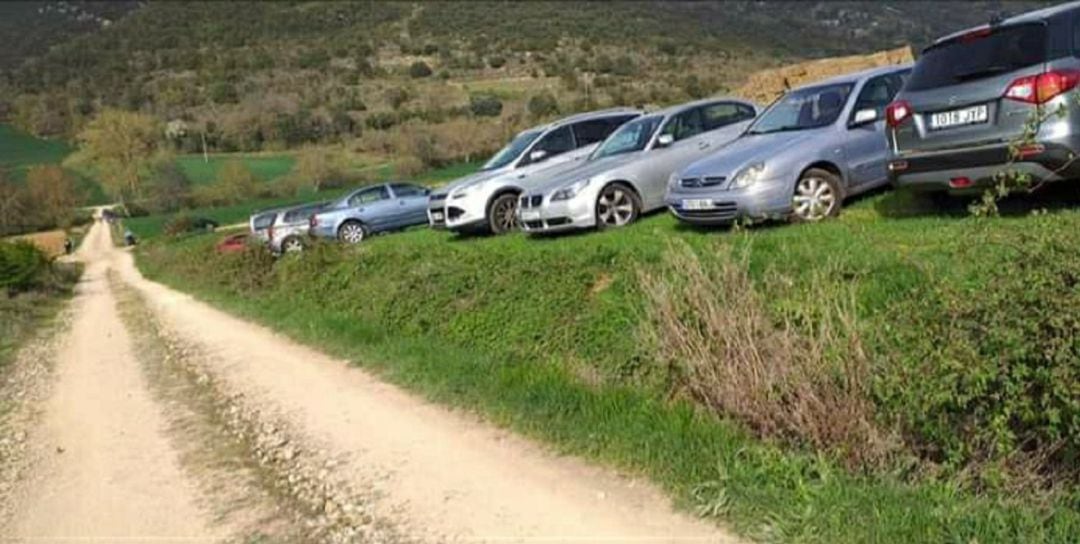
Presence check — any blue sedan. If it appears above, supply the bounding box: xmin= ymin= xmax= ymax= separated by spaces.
xmin=310 ymin=183 xmax=431 ymax=243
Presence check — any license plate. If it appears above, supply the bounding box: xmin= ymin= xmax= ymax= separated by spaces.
xmin=431 ymin=211 xmax=444 ymax=221
xmin=520 ymin=210 xmax=541 ymax=221
xmin=682 ymin=199 xmax=714 ymax=210
xmin=929 ymin=104 xmax=988 ymax=130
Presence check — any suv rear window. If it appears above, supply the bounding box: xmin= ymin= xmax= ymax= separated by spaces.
xmin=907 ymin=24 xmax=1048 ymax=91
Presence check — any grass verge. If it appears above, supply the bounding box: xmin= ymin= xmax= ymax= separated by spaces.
xmin=134 ymin=184 xmax=1080 ymax=543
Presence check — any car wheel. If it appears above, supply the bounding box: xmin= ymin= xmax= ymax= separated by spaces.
xmin=791 ymin=169 xmax=842 ymax=222
xmin=281 ymin=236 xmax=304 ymax=253
xmin=487 ymin=193 xmax=519 ymax=234
xmin=595 ymin=183 xmax=640 ymax=228
xmin=337 ymin=221 xmax=367 ymax=244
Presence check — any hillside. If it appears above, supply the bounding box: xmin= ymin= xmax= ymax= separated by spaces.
xmin=0 ymin=1 xmax=1048 ymax=153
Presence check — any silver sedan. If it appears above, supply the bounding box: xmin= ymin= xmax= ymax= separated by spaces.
xmin=517 ymin=99 xmax=759 ymax=233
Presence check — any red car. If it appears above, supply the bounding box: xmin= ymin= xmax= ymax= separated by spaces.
xmin=215 ymin=233 xmax=249 ymax=253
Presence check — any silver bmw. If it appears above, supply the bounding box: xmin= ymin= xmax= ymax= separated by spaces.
xmin=516 ymin=98 xmax=759 ymax=233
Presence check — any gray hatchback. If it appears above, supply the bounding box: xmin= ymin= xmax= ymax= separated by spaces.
xmin=887 ymin=3 xmax=1080 ymax=194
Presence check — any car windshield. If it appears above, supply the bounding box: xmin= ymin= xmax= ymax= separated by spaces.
xmin=907 ymin=24 xmax=1047 ymax=91
xmin=592 ymin=115 xmax=663 ymax=159
xmin=481 ymin=128 xmax=543 ymax=171
xmin=746 ymin=83 xmax=853 ymax=135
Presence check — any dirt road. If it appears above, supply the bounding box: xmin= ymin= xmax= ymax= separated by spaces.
xmin=1 ymin=219 xmax=737 ymax=543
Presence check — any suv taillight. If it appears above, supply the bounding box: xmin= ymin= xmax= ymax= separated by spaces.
xmin=885 ymin=100 xmax=913 ymax=127
xmin=1004 ymin=70 xmax=1080 ymax=104
xmin=267 ymin=226 xmax=274 ymax=240
xmin=310 ymin=215 xmax=318 ymax=228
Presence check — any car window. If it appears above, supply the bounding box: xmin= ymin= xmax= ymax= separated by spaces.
xmin=481 ymin=128 xmax=543 ymax=171
xmin=348 ymin=186 xmax=390 ymax=206
xmin=593 ymin=115 xmax=663 ymax=158
xmin=908 ymin=24 xmax=1047 ymax=91
xmin=701 ymin=102 xmax=756 ymax=131
xmin=252 ymin=212 xmax=276 ymax=230
xmin=661 ymin=107 xmax=706 ymax=142
xmin=391 ymin=183 xmax=426 ymax=197
xmin=572 ymin=117 xmax=632 ymax=146
xmin=283 ymin=204 xmax=324 ymax=223
xmin=852 ymin=71 xmax=910 ymax=122
xmin=525 ymin=125 xmax=575 ymax=164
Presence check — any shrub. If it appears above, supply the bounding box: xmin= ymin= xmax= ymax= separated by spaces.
xmin=487 ymin=55 xmax=506 ymax=69
xmin=527 ymin=91 xmax=559 ymax=119
xmin=469 ymin=93 xmax=503 ymax=117
xmin=394 ymin=156 xmax=425 ymax=177
xmin=162 ymin=214 xmax=195 ymax=237
xmin=408 ymin=61 xmax=433 ymax=78
xmin=365 ymin=111 xmax=399 ymax=131
xmin=639 ymin=241 xmax=889 ymax=468
xmin=878 ymin=221 xmax=1080 ymax=487
xmin=0 ymin=241 xmax=50 ymax=294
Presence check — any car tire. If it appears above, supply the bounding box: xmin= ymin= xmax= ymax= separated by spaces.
xmin=487 ymin=193 xmax=520 ymax=235
xmin=791 ymin=168 xmax=842 ymax=222
xmin=281 ymin=235 xmax=304 ymax=253
xmin=595 ymin=183 xmax=641 ymax=229
xmin=337 ymin=221 xmax=368 ymax=244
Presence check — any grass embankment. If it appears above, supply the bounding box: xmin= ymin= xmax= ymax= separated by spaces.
xmin=124 ymin=161 xmax=484 ymax=239
xmin=0 ymin=241 xmax=81 ymax=369
xmin=135 ymin=185 xmax=1080 ymax=542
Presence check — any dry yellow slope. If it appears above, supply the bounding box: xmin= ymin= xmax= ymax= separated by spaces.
xmin=736 ymin=46 xmax=914 ymax=105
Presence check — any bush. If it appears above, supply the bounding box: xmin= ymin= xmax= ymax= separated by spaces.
xmin=0 ymin=241 xmax=50 ymax=294
xmin=527 ymin=91 xmax=559 ymax=118
xmin=879 ymin=221 xmax=1080 ymax=487
xmin=408 ymin=61 xmax=433 ymax=78
xmin=468 ymin=93 xmax=503 ymax=117
xmin=162 ymin=215 xmax=195 ymax=237
xmin=394 ymin=156 xmax=425 ymax=177
xmin=487 ymin=55 xmax=507 ymax=69
xmin=640 ymin=241 xmax=888 ymax=468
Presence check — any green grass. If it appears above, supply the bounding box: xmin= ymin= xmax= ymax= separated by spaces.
xmin=175 ymin=153 xmax=297 ymax=185
xmin=135 ymin=183 xmax=1080 ymax=543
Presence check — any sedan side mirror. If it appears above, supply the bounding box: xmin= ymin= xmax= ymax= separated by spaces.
xmin=851 ymin=108 xmax=878 ymax=126
xmin=529 ymin=149 xmax=548 ymax=162
xmin=656 ymin=133 xmax=675 ymax=148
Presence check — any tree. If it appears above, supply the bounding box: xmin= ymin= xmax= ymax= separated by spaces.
xmin=408 ymin=61 xmax=433 ymax=78
xmin=527 ymin=92 xmax=559 ymax=119
xmin=0 ymin=174 xmax=27 ymax=236
xmin=292 ymin=146 xmax=347 ymax=193
xmin=70 ymin=109 xmax=161 ymax=206
xmin=25 ymin=165 xmax=79 ymax=229
xmin=469 ymin=93 xmax=503 ymax=117
xmin=145 ymin=160 xmax=191 ymax=213
xmin=216 ymin=159 xmax=258 ymax=204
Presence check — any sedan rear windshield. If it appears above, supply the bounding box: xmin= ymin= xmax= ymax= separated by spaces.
xmin=907 ymin=24 xmax=1048 ymax=91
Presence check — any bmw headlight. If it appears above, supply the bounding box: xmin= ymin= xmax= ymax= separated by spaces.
xmin=729 ymin=162 xmax=766 ymax=189
xmin=551 ymin=178 xmax=590 ymax=201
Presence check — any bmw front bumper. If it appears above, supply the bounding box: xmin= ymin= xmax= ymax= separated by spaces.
xmin=517 ymin=193 xmax=595 ymax=233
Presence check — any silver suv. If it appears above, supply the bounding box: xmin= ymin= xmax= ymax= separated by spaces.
xmin=266 ymin=201 xmax=327 ymax=253
xmin=427 ymin=109 xmax=640 ymax=234
xmin=888 ymin=3 xmax=1080 ymax=194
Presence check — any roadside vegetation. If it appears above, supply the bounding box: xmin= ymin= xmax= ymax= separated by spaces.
xmin=136 ymin=184 xmax=1080 ymax=542
xmin=0 ymin=240 xmax=81 ymax=369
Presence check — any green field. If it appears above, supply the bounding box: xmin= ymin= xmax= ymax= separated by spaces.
xmin=175 ymin=154 xmax=297 ymax=185
xmin=135 ymin=183 xmax=1080 ymax=543
xmin=0 ymin=123 xmax=109 ymax=205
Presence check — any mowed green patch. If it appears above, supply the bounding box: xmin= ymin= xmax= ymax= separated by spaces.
xmin=175 ymin=154 xmax=297 ymax=185
xmin=136 ymin=185 xmax=1080 ymax=543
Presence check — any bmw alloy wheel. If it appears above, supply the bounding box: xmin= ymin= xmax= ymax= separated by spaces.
xmin=792 ymin=175 xmax=837 ymax=221
xmin=597 ymin=186 xmax=637 ymax=227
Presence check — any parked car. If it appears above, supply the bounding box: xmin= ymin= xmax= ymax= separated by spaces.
xmin=517 ymin=99 xmax=759 ymax=233
xmin=887 ymin=3 xmax=1080 ymax=195
xmin=265 ymin=201 xmax=328 ymax=253
xmin=427 ymin=108 xmax=641 ymax=234
xmin=666 ymin=64 xmax=911 ymax=225
xmin=249 ymin=208 xmax=281 ymax=244
xmin=215 ymin=233 xmax=249 ymax=254
xmin=309 ymin=182 xmax=430 ymax=244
